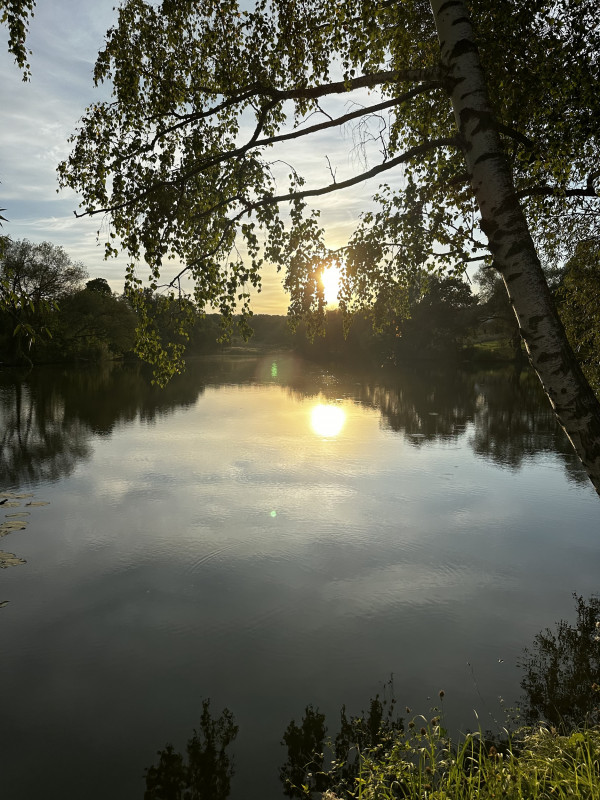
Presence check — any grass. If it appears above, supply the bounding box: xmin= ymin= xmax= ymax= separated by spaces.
xmin=321 ymin=721 xmax=600 ymax=800
xmin=468 ymin=338 xmax=519 ymax=363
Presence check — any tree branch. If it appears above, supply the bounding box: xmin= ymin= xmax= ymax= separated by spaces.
xmin=137 ymin=70 xmax=443 ymax=159
xmin=516 ymin=184 xmax=600 ymax=200
xmin=495 ymin=123 xmax=535 ymax=149
xmin=156 ymin=66 xmax=442 ymax=129
xmin=162 ymin=136 xmax=461 ymax=288
xmin=175 ymin=83 xmax=443 ymax=184
xmin=75 ymin=84 xmax=445 ymax=220
xmin=198 ymin=135 xmax=459 ymax=222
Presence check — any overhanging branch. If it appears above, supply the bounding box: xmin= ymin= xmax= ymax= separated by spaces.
xmin=176 ymin=83 xmax=444 ymax=184
xmin=516 ymin=184 xmax=600 ymax=200
xmin=75 ymin=83 xmax=446 ymax=219
xmin=155 ymin=66 xmax=443 ymax=131
xmin=165 ymin=135 xmax=461 ymax=287
xmin=200 ymin=135 xmax=459 ymax=222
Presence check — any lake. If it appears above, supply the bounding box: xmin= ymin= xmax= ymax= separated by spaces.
xmin=0 ymin=355 xmax=598 ymax=799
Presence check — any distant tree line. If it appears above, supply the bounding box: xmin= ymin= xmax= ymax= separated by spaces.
xmin=0 ymin=239 xmax=228 ymax=366
xmin=0 ymin=239 xmax=136 ymax=365
xmin=1 ymin=238 xmax=598 ymax=386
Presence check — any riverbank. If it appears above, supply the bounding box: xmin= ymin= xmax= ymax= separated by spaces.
xmin=285 ymin=721 xmax=600 ymax=799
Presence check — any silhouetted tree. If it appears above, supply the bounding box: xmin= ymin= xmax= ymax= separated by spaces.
xmin=85 ymin=277 xmax=113 ymax=296
xmin=43 ymin=283 xmax=136 ymax=361
xmin=474 ymin=264 xmax=522 ymax=364
xmin=391 ymin=274 xmax=476 ymax=361
xmin=0 ymin=239 xmax=86 ymax=362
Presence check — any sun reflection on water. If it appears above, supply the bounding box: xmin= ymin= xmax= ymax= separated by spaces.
xmin=310 ymin=404 xmax=346 ymax=437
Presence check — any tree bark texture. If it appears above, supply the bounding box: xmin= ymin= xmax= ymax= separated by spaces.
xmin=430 ymin=0 xmax=600 ymax=496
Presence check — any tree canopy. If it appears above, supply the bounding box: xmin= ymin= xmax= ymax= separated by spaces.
xmin=58 ymin=0 xmax=599 ymax=312
xmin=1 ymin=238 xmax=86 ymax=304
xmin=0 ymin=239 xmax=87 ymax=360
xmin=58 ymin=0 xmax=600 ymax=492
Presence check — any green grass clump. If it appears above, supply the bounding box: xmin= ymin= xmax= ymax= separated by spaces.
xmin=321 ymin=722 xmax=600 ymax=800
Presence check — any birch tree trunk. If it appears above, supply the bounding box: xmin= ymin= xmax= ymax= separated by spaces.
xmin=430 ymin=0 xmax=600 ymax=497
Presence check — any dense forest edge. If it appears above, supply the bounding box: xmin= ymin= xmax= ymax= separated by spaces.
xmin=2 ymin=239 xmax=598 ymax=395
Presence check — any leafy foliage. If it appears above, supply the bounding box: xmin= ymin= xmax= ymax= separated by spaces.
xmin=54 ymin=0 xmax=600 ymax=501
xmin=474 ymin=265 xmax=522 ymax=360
xmin=57 ymin=0 xmax=600 ymax=378
xmin=85 ymin=277 xmax=113 ymax=295
xmin=1 ymin=239 xmax=87 ymax=303
xmin=556 ymin=241 xmax=600 ymax=394
xmin=389 ymin=273 xmax=476 ymax=360
xmin=0 ymin=240 xmax=142 ymax=364
xmin=41 ymin=283 xmax=137 ymax=361
xmin=0 ymin=239 xmax=87 ymax=361
xmin=0 ymin=0 xmax=35 ymax=79
xmin=322 ymin=723 xmax=600 ymax=800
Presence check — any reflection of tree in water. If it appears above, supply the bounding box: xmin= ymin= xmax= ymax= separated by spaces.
xmin=280 ymin=692 xmax=403 ymax=799
xmin=142 ymin=690 xmax=402 ymax=800
xmin=0 ymin=378 xmax=90 ymax=486
xmin=0 ymin=356 xmax=589 ymax=488
xmin=143 ymin=699 xmax=238 ymax=800
xmin=142 ymin=597 xmax=600 ymax=797
xmin=518 ymin=594 xmax=600 ymax=730
xmin=282 ymin=360 xmax=475 ymax=441
xmin=283 ymin=360 xmax=588 ymax=484
xmin=0 ymin=362 xmax=209 ymax=487
xmin=55 ymin=362 xmax=206 ymax=434
xmin=469 ymin=369 xmax=586 ymax=480
xmin=358 ymin=366 xmax=475 ymax=442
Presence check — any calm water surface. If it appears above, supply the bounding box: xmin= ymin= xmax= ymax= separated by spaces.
xmin=0 ymin=355 xmax=598 ymax=799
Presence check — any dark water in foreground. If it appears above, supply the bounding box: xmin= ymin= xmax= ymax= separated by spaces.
xmin=0 ymin=355 xmax=598 ymax=799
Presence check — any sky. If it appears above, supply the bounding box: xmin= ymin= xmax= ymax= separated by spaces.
xmin=1 ymin=1 xmax=403 ymax=314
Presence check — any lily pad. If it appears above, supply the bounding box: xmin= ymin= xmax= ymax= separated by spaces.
xmin=0 ymin=601 xmax=9 ymax=608
xmin=25 ymin=501 xmax=50 ymax=507
xmin=0 ymin=550 xmax=26 ymax=568
xmin=0 ymin=520 xmax=28 ymax=537
xmin=0 ymin=492 xmax=33 ymax=499
xmin=1 ymin=502 xmax=21 ymax=508
xmin=5 ymin=512 xmax=30 ymax=518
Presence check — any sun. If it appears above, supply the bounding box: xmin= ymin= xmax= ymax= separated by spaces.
xmin=310 ymin=404 xmax=346 ymax=437
xmin=321 ymin=264 xmax=342 ymax=306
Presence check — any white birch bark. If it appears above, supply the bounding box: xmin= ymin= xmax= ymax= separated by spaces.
xmin=429 ymin=0 xmax=600 ymax=496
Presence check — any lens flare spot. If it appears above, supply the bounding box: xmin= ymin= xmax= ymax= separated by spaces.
xmin=310 ymin=404 xmax=346 ymax=437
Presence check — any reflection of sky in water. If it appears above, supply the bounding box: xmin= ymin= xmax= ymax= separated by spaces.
xmin=1 ymin=370 xmax=599 ymax=800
